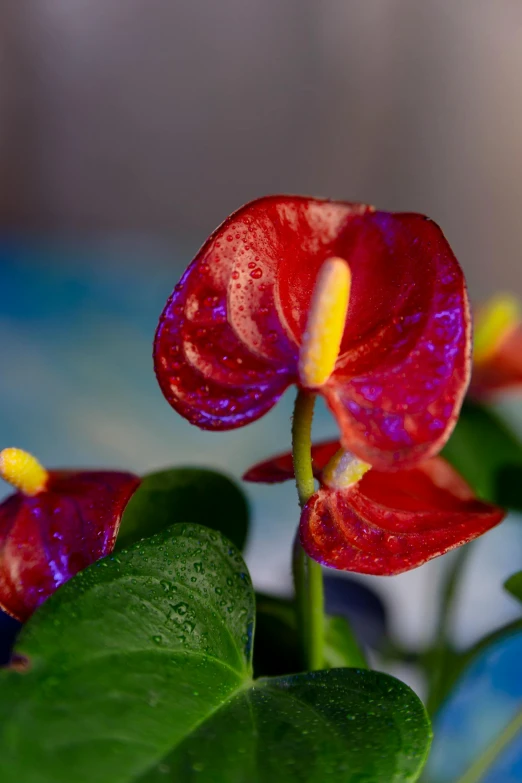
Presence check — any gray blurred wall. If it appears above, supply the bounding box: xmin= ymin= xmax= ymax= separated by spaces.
xmin=1 ymin=1 xmax=522 ymax=295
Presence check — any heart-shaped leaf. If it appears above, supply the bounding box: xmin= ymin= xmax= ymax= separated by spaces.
xmin=116 ymin=468 xmax=249 ymax=551
xmin=0 ymin=524 xmax=431 ymax=782
xmin=443 ymin=400 xmax=522 ymax=508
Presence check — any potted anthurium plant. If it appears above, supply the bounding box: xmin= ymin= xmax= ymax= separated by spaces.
xmin=1 ymin=195 xmax=522 ymax=782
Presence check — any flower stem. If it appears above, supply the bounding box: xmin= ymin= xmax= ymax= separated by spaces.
xmin=426 ymin=542 xmax=473 ymax=714
xmin=305 ymin=557 xmax=325 ymax=670
xmin=292 ymin=390 xmax=316 ymax=506
xmin=292 ymin=389 xmax=325 ymax=671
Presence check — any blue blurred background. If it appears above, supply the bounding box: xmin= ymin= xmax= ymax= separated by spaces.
xmin=2 ymin=3 xmax=522 ymax=779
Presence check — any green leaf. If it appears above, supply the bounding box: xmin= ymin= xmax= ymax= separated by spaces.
xmin=116 ymin=467 xmax=249 ymax=551
xmin=0 ymin=525 xmax=431 ymax=783
xmin=253 ymin=593 xmax=367 ymax=677
xmin=162 ymin=669 xmax=430 ymax=782
xmin=496 ymin=464 xmax=522 ymax=512
xmin=443 ymin=400 xmax=522 ymax=507
xmin=505 ymin=570 xmax=522 ymax=603
xmin=324 ymin=615 xmax=368 ymax=670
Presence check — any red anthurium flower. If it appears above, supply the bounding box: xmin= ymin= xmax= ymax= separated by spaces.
xmin=0 ymin=448 xmax=140 ymax=621
xmin=244 ymin=441 xmax=504 ymax=576
xmin=470 ymin=295 xmax=522 ymax=398
xmin=155 ymin=196 xmax=471 ymax=469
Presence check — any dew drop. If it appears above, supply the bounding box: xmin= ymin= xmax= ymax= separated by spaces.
xmin=171 ymin=601 xmax=189 ymax=615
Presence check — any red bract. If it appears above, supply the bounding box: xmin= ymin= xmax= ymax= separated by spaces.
xmin=0 ymin=470 xmax=140 ymax=621
xmin=244 ymin=441 xmax=504 ymax=576
xmin=243 ymin=441 xmax=339 ymax=484
xmin=155 ymin=196 xmax=471 ymax=469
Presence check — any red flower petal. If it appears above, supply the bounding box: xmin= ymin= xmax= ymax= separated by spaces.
xmin=155 ymin=196 xmax=470 ymax=465
xmin=154 ymin=266 xmax=290 ymax=429
xmin=278 ymin=209 xmax=424 ymax=361
xmin=243 ymin=440 xmax=340 ymax=483
xmin=0 ymin=470 xmax=140 ymax=621
xmin=181 ymin=240 xmax=288 ymax=388
xmin=300 ymin=457 xmax=504 ymax=575
xmin=471 ymin=323 xmax=522 ymax=398
xmin=322 ymin=214 xmax=471 ymax=468
xmin=228 ymin=197 xmax=362 ymax=362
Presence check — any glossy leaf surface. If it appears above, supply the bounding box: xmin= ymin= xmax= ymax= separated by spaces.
xmin=155 ymin=195 xmax=471 ymax=469
xmin=116 ymin=467 xmax=249 ymax=551
xmin=0 ymin=469 xmax=139 ymax=621
xmin=0 ymin=524 xmax=431 ymax=783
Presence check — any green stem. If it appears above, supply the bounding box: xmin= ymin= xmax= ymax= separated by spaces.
xmin=453 ymin=708 xmax=522 ymax=783
xmin=305 ymin=558 xmax=325 ymax=670
xmin=292 ymin=389 xmax=316 ymax=507
xmin=427 ymin=542 xmax=473 ymax=714
xmin=292 ymin=389 xmax=325 ymax=671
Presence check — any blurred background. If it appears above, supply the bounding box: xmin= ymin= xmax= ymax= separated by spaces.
xmin=1 ymin=3 xmax=522 ymax=778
